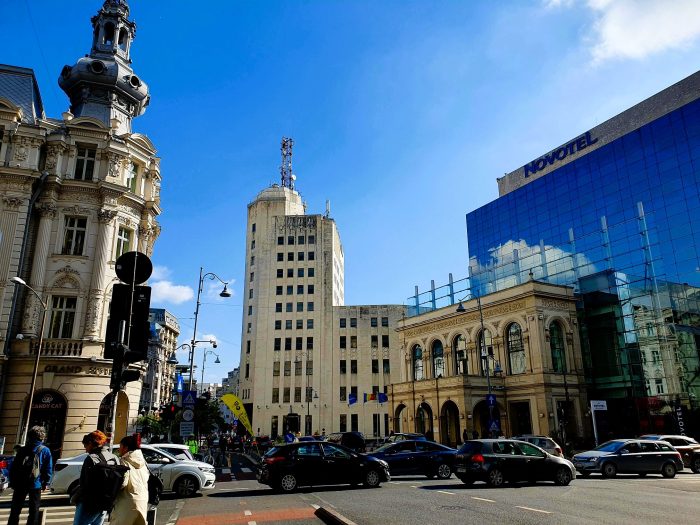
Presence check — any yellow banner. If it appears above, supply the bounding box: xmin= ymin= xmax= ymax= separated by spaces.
xmin=221 ymin=394 xmax=253 ymax=436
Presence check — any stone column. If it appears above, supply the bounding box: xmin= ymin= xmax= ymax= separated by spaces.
xmin=84 ymin=208 xmax=117 ymax=339
xmin=21 ymin=203 xmax=55 ymax=336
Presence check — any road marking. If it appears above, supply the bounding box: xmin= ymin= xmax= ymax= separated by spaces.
xmin=515 ymin=506 xmax=552 ymax=514
xmin=436 ymin=490 xmax=455 ymax=495
xmin=217 ymin=487 xmax=250 ymax=491
xmin=410 ymin=485 xmax=419 ymax=488
xmin=165 ymin=499 xmax=186 ymax=525
xmin=311 ymin=504 xmax=321 ymax=510
xmin=248 ymin=522 xmax=257 ymax=525
xmin=244 ymin=510 xmax=252 ymax=516
xmin=471 ymin=496 xmax=496 ymax=503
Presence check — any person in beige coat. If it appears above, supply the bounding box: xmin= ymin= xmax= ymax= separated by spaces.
xmin=110 ymin=435 xmax=149 ymax=525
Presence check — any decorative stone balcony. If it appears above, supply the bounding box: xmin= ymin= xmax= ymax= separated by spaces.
xmin=31 ymin=339 xmax=84 ymax=357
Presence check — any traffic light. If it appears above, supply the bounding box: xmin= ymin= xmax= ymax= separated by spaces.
xmin=104 ymin=284 xmax=151 ymax=362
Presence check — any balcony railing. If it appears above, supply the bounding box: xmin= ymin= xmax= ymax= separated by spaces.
xmin=31 ymin=339 xmax=84 ymax=357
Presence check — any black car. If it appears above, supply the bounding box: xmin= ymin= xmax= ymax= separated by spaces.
xmin=454 ymin=439 xmax=576 ymax=487
xmin=326 ymin=431 xmax=366 ymax=452
xmin=366 ymin=440 xmax=456 ymax=479
xmin=386 ymin=433 xmax=427 ymax=443
xmin=573 ymin=439 xmax=684 ymax=478
xmin=257 ymin=441 xmax=390 ymax=492
xmin=640 ymin=434 xmax=700 ymax=473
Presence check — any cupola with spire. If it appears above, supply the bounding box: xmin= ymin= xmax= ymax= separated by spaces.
xmin=58 ymin=0 xmax=149 ymax=135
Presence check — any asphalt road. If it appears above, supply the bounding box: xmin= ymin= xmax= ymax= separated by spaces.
xmin=5 ymin=471 xmax=699 ymax=524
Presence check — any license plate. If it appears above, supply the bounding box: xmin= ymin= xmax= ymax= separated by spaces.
xmin=456 ymin=467 xmax=467 ymax=473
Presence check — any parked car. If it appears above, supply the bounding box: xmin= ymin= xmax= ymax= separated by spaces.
xmin=50 ymin=444 xmax=216 ymax=498
xmin=641 ymin=434 xmax=700 ymax=473
xmin=257 ymin=441 xmax=390 ymax=492
xmin=512 ymin=435 xmax=563 ymax=457
xmin=152 ymin=443 xmax=195 ymax=461
xmin=454 ymin=439 xmax=576 ymax=487
xmin=366 ymin=440 xmax=456 ymax=479
xmin=386 ymin=433 xmax=427 ymax=444
xmin=572 ymin=439 xmax=683 ymax=478
xmin=364 ymin=437 xmax=390 ymax=452
xmin=326 ymin=432 xmax=366 ymax=452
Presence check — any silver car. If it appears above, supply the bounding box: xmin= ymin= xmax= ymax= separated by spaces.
xmin=512 ymin=435 xmax=563 ymax=457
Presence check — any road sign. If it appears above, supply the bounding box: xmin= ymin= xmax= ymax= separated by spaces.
xmin=590 ymin=400 xmax=607 ymax=411
xmin=180 ymin=422 xmax=195 ymax=436
xmin=182 ymin=409 xmax=194 ymax=422
xmin=115 ymin=251 xmax=153 ymax=285
xmin=182 ymin=390 xmax=197 ymax=408
xmin=489 ymin=420 xmax=500 ymax=432
xmin=486 ymin=394 xmax=497 ymax=407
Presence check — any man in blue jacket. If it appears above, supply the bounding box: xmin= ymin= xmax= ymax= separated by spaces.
xmin=8 ymin=425 xmax=53 ymax=525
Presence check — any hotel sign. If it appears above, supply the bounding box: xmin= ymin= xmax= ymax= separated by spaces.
xmin=524 ymin=132 xmax=598 ymax=177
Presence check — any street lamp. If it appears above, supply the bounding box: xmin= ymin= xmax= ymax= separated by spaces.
xmin=10 ymin=277 xmax=49 ymax=446
xmin=456 ymin=293 xmax=496 ymax=437
xmin=306 ymin=389 xmax=318 ymax=435
xmin=201 ymin=349 xmax=221 ymax=394
xmin=188 ymin=267 xmax=230 ymax=390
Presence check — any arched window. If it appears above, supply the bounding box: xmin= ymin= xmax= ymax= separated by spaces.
xmin=413 ymin=344 xmax=424 ymax=381
xmin=432 ymin=340 xmax=444 ymax=378
xmin=507 ymin=323 xmax=526 ymax=374
xmin=104 ymin=23 xmax=115 ymax=46
xmin=478 ymin=328 xmax=493 ymax=376
xmin=118 ymin=28 xmax=128 ymax=51
xmin=453 ymin=334 xmax=467 ymax=375
xmin=549 ymin=321 xmax=566 ymax=373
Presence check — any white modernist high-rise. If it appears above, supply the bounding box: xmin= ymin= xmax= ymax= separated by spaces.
xmin=238 ymin=140 xmax=405 ymax=438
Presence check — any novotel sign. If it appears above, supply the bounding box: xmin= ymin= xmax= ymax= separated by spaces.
xmin=524 ymin=131 xmax=598 ymax=177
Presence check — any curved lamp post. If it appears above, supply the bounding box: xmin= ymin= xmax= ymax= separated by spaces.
xmin=201 ymin=349 xmax=220 ymax=394
xmin=188 ymin=267 xmax=230 ymax=390
xmin=10 ymin=277 xmax=49 ymax=446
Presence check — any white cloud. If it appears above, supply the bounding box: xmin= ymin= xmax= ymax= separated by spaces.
xmin=150 ymin=280 xmax=194 ymax=305
xmin=549 ymin=0 xmax=700 ymax=63
xmin=150 ymin=265 xmax=172 ymax=281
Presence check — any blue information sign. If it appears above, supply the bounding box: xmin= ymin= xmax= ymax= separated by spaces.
xmin=182 ymin=390 xmax=197 ymax=408
xmin=486 ymin=394 xmax=497 ymax=407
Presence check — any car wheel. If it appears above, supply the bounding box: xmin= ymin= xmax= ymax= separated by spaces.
xmin=174 ymin=475 xmax=199 ymax=498
xmin=554 ymin=467 xmax=573 ymax=486
xmin=68 ymin=481 xmax=80 ymax=500
xmin=601 ymin=462 xmax=617 ymax=479
xmin=691 ymin=456 xmax=700 ymax=474
xmin=363 ymin=469 xmax=381 ymax=488
xmin=486 ymin=468 xmax=505 ymax=487
xmin=436 ymin=463 xmax=452 ymax=480
xmin=279 ymin=473 xmax=298 ymax=492
xmin=661 ymin=462 xmax=676 ymax=479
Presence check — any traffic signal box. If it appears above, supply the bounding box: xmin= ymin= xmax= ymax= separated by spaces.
xmin=105 ymin=283 xmax=152 ymax=391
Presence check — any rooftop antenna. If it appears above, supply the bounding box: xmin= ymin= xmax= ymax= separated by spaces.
xmin=325 ymin=200 xmax=331 ymax=218
xmin=280 ymin=137 xmax=295 ymax=190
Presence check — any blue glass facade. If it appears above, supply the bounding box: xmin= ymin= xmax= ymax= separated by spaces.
xmin=464 ymin=96 xmax=700 ymax=437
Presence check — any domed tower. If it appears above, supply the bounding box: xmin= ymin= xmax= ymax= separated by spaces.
xmin=58 ymin=0 xmax=149 ymax=135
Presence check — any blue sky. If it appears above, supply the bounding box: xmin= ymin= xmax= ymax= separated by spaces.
xmin=5 ymin=0 xmax=700 ymax=384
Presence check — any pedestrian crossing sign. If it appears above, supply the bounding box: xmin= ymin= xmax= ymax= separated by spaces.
xmin=183 ymin=390 xmax=196 ymax=407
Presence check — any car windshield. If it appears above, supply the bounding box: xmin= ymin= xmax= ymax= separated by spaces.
xmin=457 ymin=442 xmax=483 ymax=454
xmin=374 ymin=443 xmax=395 ymax=453
xmin=264 ymin=447 xmax=281 ymax=457
xmin=593 ymin=441 xmax=626 ymax=452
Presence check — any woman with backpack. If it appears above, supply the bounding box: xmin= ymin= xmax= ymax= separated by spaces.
xmin=111 ymin=434 xmax=149 ymax=525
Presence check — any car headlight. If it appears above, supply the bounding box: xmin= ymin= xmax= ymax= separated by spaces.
xmin=199 ymin=467 xmax=215 ymax=474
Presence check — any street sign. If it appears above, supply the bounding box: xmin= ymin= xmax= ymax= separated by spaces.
xmin=182 ymin=409 xmax=194 ymax=422
xmin=489 ymin=420 xmax=500 ymax=432
xmin=115 ymin=251 xmax=153 ymax=285
xmin=180 ymin=422 xmax=195 ymax=436
xmin=590 ymin=400 xmax=607 ymax=411
xmin=182 ymin=390 xmax=197 ymax=408
xmin=486 ymin=394 xmax=497 ymax=407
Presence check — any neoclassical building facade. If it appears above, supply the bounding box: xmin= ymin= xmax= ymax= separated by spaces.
xmin=0 ymin=0 xmax=161 ymax=457
xmin=391 ymin=280 xmax=588 ymax=447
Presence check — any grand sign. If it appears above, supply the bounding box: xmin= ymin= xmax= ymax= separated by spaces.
xmin=524 ymin=132 xmax=598 ymax=177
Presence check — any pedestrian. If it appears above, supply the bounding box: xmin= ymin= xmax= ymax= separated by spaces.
xmin=72 ymin=430 xmax=119 ymax=525
xmin=186 ymin=435 xmax=199 ymax=455
xmin=462 ymin=428 xmax=469 ymax=443
xmin=218 ymin=435 xmax=228 ymax=467
xmin=110 ymin=434 xmax=149 ymax=525
xmin=8 ymin=425 xmax=53 ymax=525
xmin=284 ymin=430 xmax=295 ymax=444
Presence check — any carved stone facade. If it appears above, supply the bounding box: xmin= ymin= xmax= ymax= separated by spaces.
xmin=390 ymin=280 xmax=588 ymax=448
xmin=0 ymin=3 xmax=162 ymax=457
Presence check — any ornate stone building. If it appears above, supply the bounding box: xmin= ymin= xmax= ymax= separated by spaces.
xmin=139 ymin=309 xmax=179 ymax=414
xmin=0 ymin=0 xmax=161 ymax=457
xmin=391 ymin=280 xmax=588 ymax=447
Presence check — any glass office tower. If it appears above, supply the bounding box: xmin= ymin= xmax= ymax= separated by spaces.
xmin=465 ymin=71 xmax=700 ymax=437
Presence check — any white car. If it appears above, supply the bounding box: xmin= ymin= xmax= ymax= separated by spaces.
xmin=152 ymin=443 xmax=195 ymax=461
xmin=50 ymin=444 xmax=215 ymax=498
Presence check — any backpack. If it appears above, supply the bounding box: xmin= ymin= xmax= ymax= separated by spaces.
xmin=82 ymin=452 xmax=129 ymax=511
xmin=9 ymin=445 xmax=44 ymax=489
xmin=147 ymin=470 xmax=163 ymax=506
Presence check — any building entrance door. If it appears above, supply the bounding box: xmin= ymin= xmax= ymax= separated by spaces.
xmin=509 ymin=401 xmax=533 ymax=436
xmin=24 ymin=389 xmax=67 ymax=460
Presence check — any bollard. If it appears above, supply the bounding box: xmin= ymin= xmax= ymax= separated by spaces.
xmin=147 ymin=506 xmax=157 ymax=525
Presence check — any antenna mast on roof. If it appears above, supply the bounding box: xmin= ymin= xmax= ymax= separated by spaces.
xmin=280 ymin=137 xmax=295 ymax=190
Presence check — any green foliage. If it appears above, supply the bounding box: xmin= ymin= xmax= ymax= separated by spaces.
xmin=137 ymin=414 xmax=167 ymax=436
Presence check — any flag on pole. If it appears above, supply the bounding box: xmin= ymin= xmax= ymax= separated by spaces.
xmin=377 ymin=392 xmax=388 ymax=403
xmin=348 ymin=392 xmax=358 ymax=405
xmin=364 ymin=393 xmax=377 ymax=402
xmin=220 ymin=394 xmax=253 ymax=436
